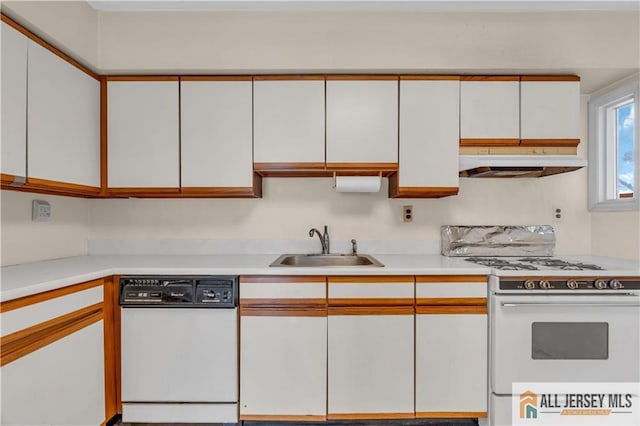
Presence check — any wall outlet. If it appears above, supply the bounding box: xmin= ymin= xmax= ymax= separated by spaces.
xmin=552 ymin=206 xmax=563 ymax=222
xmin=32 ymin=200 xmax=51 ymax=222
xmin=403 ymin=205 xmax=413 ymax=223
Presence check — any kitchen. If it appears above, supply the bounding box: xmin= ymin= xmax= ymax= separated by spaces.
xmin=1 ymin=1 xmax=639 ymax=426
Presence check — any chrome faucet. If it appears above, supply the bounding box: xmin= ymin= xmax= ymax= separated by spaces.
xmin=309 ymin=225 xmax=330 ymax=254
xmin=351 ymin=239 xmax=358 ymax=256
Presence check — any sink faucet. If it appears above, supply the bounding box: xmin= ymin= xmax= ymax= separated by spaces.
xmin=309 ymin=225 xmax=330 ymax=254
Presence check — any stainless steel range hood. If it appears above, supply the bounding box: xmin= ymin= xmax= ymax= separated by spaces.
xmin=459 ymin=155 xmax=587 ymax=178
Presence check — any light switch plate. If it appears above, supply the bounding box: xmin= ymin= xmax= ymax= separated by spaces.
xmin=32 ymin=200 xmax=51 ymax=222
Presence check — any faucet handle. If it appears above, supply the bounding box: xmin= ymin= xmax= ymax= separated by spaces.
xmin=350 ymin=239 xmax=358 ymax=256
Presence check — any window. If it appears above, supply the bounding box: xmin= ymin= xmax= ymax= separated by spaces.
xmin=588 ymin=78 xmax=639 ymax=211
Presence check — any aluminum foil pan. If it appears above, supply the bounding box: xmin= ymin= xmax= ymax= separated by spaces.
xmin=441 ymin=225 xmax=555 ymax=257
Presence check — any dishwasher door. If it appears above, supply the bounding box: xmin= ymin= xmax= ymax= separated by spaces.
xmin=121 ymin=307 xmax=238 ymax=403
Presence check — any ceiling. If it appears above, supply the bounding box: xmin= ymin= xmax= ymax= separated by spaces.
xmin=87 ymin=0 xmax=640 ymax=12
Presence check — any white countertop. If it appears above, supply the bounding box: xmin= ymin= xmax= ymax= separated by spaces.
xmin=2 ymin=254 xmax=638 ymax=302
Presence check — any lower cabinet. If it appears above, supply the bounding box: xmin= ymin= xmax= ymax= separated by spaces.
xmin=415 ymin=307 xmax=488 ymax=417
xmin=328 ymin=309 xmax=415 ymax=418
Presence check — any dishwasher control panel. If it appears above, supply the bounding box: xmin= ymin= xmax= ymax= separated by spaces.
xmin=120 ymin=276 xmax=237 ymax=307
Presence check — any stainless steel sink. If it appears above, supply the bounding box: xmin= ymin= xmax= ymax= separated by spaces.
xmin=270 ymin=253 xmax=384 ymax=267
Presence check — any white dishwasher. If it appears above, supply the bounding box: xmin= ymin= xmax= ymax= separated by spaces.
xmin=120 ymin=276 xmax=238 ymax=424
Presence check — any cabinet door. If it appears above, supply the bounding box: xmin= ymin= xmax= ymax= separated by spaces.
xmin=1 ymin=22 xmax=28 ymax=178
xmin=460 ymin=78 xmax=520 ymax=141
xmin=240 ymin=313 xmax=327 ymax=418
xmin=253 ymin=79 xmax=325 ymax=165
xmin=1 ymin=321 xmax=105 ymax=425
xmin=27 ymin=41 xmax=100 ymax=187
xmin=181 ymin=79 xmax=253 ymax=188
xmin=107 ymin=80 xmax=179 ymax=188
xmin=415 ymin=310 xmax=488 ymax=417
xmin=397 ymin=78 xmax=459 ymax=193
xmin=326 ymin=79 xmax=398 ymax=164
xmin=520 ymin=79 xmax=580 ymax=140
xmin=328 ymin=311 xmax=414 ymax=418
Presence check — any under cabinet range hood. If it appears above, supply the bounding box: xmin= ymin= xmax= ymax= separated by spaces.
xmin=459 ymin=155 xmax=587 ymax=178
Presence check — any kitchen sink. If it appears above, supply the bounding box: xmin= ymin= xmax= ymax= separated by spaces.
xmin=270 ymin=253 xmax=384 ymax=267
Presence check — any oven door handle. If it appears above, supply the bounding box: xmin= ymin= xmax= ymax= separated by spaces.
xmin=501 ymin=302 xmax=640 ymax=308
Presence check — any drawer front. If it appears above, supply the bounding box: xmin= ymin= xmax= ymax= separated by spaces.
xmin=240 ymin=277 xmax=326 ymax=307
xmin=328 ymin=277 xmax=414 ymax=305
xmin=416 ymin=276 xmax=486 ymax=305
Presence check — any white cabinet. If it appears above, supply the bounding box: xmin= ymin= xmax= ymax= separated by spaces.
xmin=520 ymin=78 xmax=581 ymax=140
xmin=1 ymin=22 xmax=28 ymax=178
xmin=460 ymin=78 xmax=520 ymax=141
xmin=1 ymin=321 xmax=106 ymax=425
xmin=327 ymin=277 xmax=414 ymax=418
xmin=27 ymin=41 xmax=100 ymax=187
xmin=180 ymin=79 xmax=253 ymax=188
xmin=415 ymin=310 xmax=488 ymax=416
xmin=107 ymin=80 xmax=179 ymax=189
xmin=326 ymin=79 xmax=398 ymax=164
xmin=253 ymin=79 xmax=325 ymax=165
xmin=240 ymin=276 xmax=327 ymax=420
xmin=394 ymin=78 xmax=459 ymax=197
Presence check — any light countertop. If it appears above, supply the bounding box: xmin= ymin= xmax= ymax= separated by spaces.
xmin=1 ymin=254 xmax=638 ymax=302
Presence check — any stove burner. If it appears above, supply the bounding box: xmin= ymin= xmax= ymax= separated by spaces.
xmin=464 ymin=257 xmax=539 ymax=270
xmin=516 ymin=258 xmax=605 ymax=271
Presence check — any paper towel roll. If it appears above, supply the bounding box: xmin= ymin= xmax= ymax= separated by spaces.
xmin=334 ymin=175 xmax=381 ymax=193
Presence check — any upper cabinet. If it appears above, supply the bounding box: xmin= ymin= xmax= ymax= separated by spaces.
xmin=326 ymin=78 xmax=398 ymax=169
xmin=520 ymin=76 xmax=581 ymax=143
xmin=253 ymin=78 xmax=325 ymax=173
xmin=391 ymin=77 xmax=460 ymax=198
xmin=27 ymin=41 xmax=101 ymax=190
xmin=460 ymin=77 xmax=520 ymax=143
xmin=1 ymin=22 xmax=28 ymax=180
xmin=107 ymin=79 xmax=180 ymax=191
xmin=180 ymin=78 xmax=256 ymax=195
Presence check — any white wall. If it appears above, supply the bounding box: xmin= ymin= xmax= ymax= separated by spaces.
xmin=1 ymin=0 xmax=99 ymax=66
xmin=591 ymin=211 xmax=640 ymax=261
xmin=0 ymin=191 xmax=89 ymax=266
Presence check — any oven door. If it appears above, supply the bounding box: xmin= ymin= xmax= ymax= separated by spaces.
xmin=491 ymin=294 xmax=640 ymax=394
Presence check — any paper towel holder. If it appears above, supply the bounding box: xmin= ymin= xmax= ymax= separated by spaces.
xmin=332 ymin=172 xmax=382 ymax=189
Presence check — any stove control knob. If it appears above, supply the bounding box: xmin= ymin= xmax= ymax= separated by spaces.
xmin=539 ymin=280 xmax=551 ymax=289
xmin=524 ymin=280 xmax=536 ymax=290
xmin=566 ymin=280 xmax=579 ymax=290
xmin=595 ymin=279 xmax=608 ymax=290
xmin=609 ymin=279 xmax=623 ymax=290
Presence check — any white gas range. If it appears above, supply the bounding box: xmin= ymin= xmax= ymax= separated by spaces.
xmin=468 ymin=256 xmax=640 ymax=426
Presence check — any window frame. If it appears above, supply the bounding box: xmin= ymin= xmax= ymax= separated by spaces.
xmin=588 ymin=78 xmax=639 ymax=211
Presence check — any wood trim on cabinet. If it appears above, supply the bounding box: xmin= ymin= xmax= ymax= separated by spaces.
xmin=240 ymin=298 xmax=327 ymax=308
xmin=102 ymin=277 xmax=118 ymax=422
xmin=416 ymin=297 xmax=487 ymax=306
xmin=253 ymin=162 xmax=331 ymax=177
xmin=328 ymin=298 xmax=414 ymax=307
xmin=0 ymin=279 xmax=104 ymax=313
xmin=180 ymin=186 xmax=261 ymax=198
xmin=459 ymin=146 xmax=578 ymax=155
xmin=326 ymin=162 xmax=398 ymax=176
xmin=240 ymin=307 xmax=327 ymax=317
xmin=26 ymin=177 xmax=101 ymax=195
xmin=460 ymin=138 xmax=521 ymax=147
xmin=400 ymin=75 xmax=461 ymax=81
xmin=104 ymin=76 xmax=179 ymax=82
xmin=416 ymin=305 xmax=487 ymax=315
xmin=240 ymin=415 xmax=327 ymax=421
xmin=0 ymin=173 xmax=24 ymax=185
xmin=325 ymin=75 xmax=399 ymax=81
xmin=0 ymin=302 xmax=103 ymax=366
xmin=388 ymin=174 xmax=459 ymax=198
xmin=328 ymin=306 xmax=414 ymax=316
xmin=180 ymin=75 xmax=253 ymax=81
xmin=112 ymin=276 xmax=122 ymax=413
xmin=460 ymin=76 xmax=520 ymax=81
xmin=520 ymin=75 xmax=580 ymax=82
xmin=1 ymin=181 xmax=101 ymax=198
xmin=253 ymin=75 xmax=326 ymax=81
xmin=416 ymin=275 xmax=487 ymax=283
xmin=100 ymin=78 xmax=109 ymax=196
xmin=107 ymin=187 xmax=181 ymax=197
xmin=327 ymin=412 xmax=415 ymax=420
xmin=328 ymin=276 xmax=414 ymax=283
xmin=241 ymin=276 xmax=327 ymax=284
xmin=519 ymin=138 xmax=580 ymax=147
xmin=0 ymin=13 xmax=100 ymax=81
xmin=416 ymin=411 xmax=488 ymax=418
